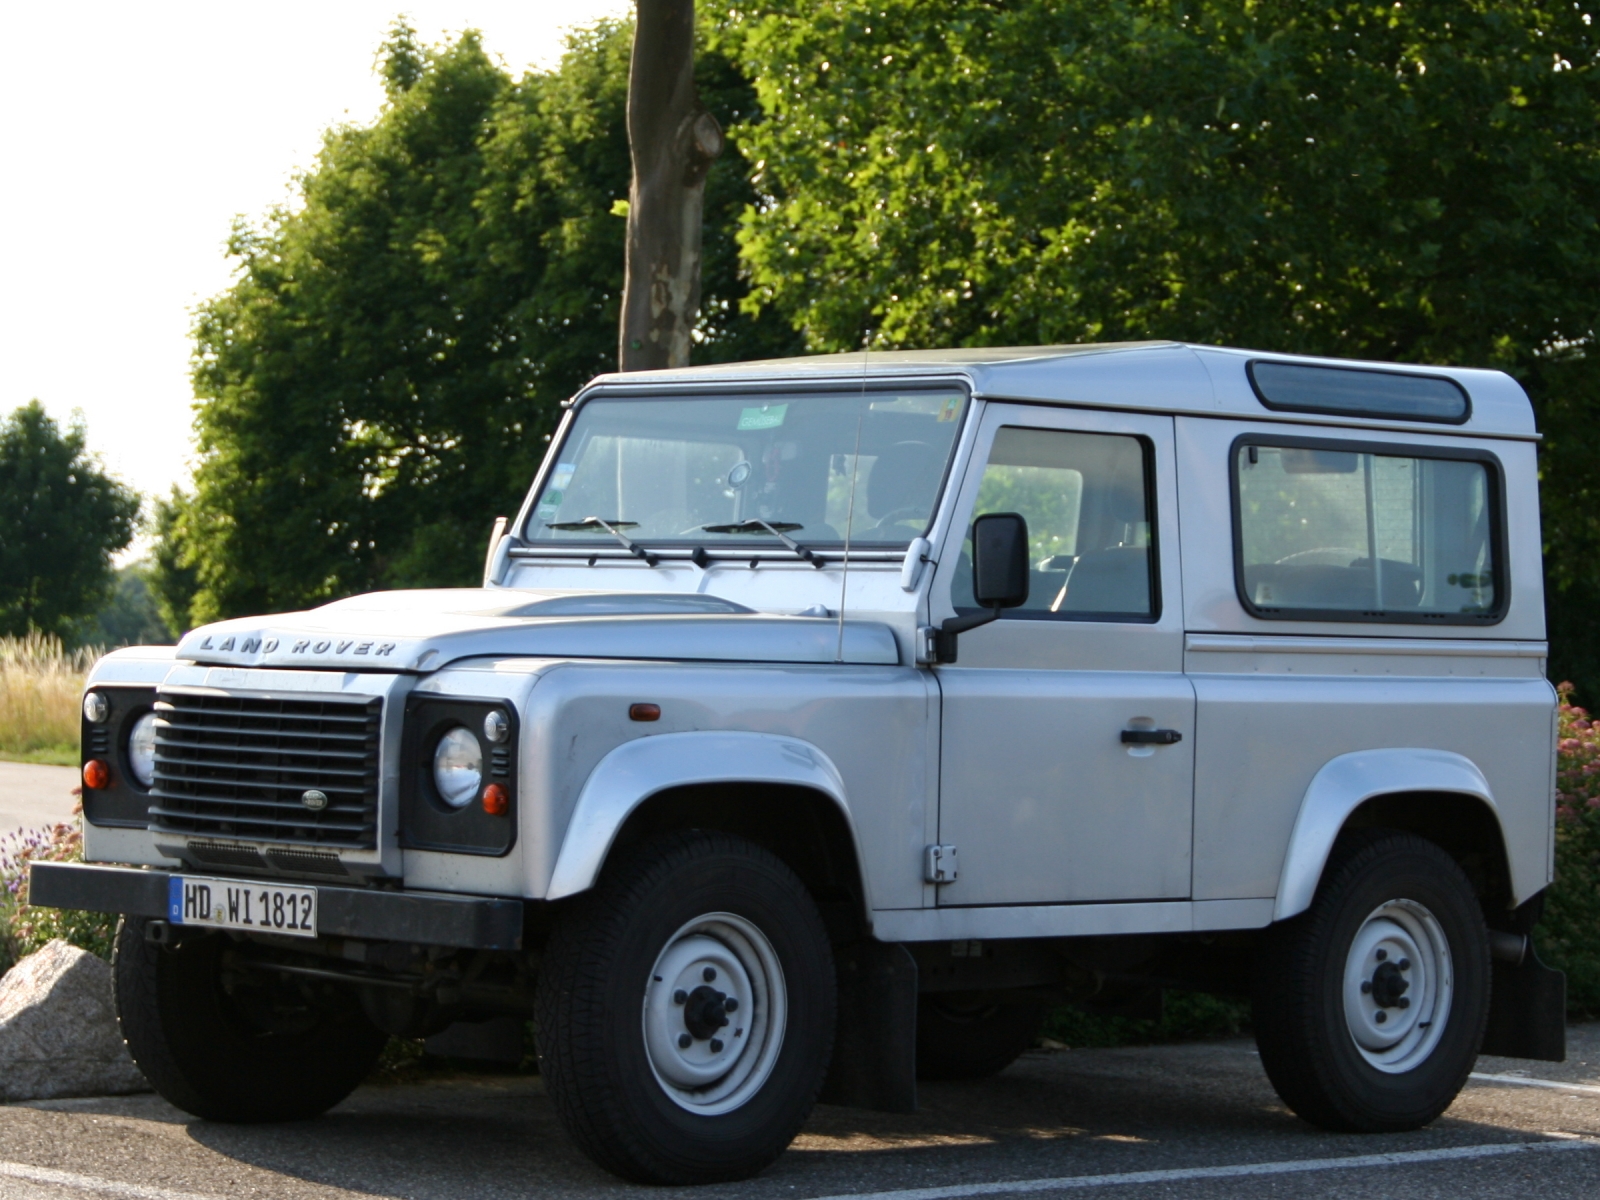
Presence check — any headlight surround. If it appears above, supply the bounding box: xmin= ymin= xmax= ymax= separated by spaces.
xmin=432 ymin=726 xmax=484 ymax=809
xmin=127 ymin=712 xmax=159 ymax=788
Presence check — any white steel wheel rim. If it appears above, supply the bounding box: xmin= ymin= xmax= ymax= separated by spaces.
xmin=642 ymin=912 xmax=787 ymax=1116
xmin=1342 ymin=898 xmax=1453 ymax=1074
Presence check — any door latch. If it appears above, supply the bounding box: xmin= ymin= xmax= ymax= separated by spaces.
xmin=923 ymin=844 xmax=959 ymax=884
xmin=1121 ymin=728 xmax=1183 ymax=745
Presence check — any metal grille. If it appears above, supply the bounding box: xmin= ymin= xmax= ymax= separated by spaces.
xmin=149 ymin=692 xmax=381 ymax=849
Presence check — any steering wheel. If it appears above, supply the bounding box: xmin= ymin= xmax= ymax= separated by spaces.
xmin=868 ymin=505 xmax=925 ymax=534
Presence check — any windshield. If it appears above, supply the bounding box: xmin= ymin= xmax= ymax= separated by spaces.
xmin=525 ymin=390 xmax=968 ymax=547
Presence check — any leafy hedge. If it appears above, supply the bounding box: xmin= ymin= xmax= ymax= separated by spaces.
xmin=1535 ymin=684 xmax=1600 ymax=1016
xmin=0 ymin=815 xmax=116 ymax=975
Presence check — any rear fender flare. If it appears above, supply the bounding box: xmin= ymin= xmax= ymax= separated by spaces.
xmin=1274 ymin=748 xmax=1503 ymax=922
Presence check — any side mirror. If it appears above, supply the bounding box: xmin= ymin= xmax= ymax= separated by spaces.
xmin=971 ymin=512 xmax=1030 ymax=609
xmin=935 ymin=512 xmax=1030 ymax=663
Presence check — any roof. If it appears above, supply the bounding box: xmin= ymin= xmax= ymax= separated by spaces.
xmin=578 ymin=341 xmax=1537 ymax=440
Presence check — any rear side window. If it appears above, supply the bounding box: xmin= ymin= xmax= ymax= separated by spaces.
xmin=1232 ymin=437 xmax=1503 ymax=624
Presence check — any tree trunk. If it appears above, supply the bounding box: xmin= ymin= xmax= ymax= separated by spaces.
xmin=619 ymin=0 xmax=722 ymax=371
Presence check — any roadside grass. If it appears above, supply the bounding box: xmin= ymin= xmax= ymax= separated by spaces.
xmin=0 ymin=633 xmax=91 ymax=766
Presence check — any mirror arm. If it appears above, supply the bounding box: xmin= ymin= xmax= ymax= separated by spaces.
xmin=934 ymin=604 xmax=1001 ymax=663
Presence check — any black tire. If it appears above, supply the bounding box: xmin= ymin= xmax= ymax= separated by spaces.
xmin=1252 ymin=830 xmax=1490 ymax=1132
xmin=916 ymin=995 xmax=1045 ymax=1081
xmin=534 ymin=831 xmax=836 ymax=1185
xmin=113 ymin=916 xmax=388 ymax=1122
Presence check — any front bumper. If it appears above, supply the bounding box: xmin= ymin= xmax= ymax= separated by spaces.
xmin=28 ymin=862 xmax=524 ymax=951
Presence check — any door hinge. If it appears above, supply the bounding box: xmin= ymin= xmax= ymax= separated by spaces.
xmin=923 ymin=844 xmax=959 ymax=884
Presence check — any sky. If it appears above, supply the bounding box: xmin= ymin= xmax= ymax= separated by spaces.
xmin=0 ymin=1 xmax=631 ymax=547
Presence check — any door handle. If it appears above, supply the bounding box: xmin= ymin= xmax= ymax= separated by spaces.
xmin=1121 ymin=728 xmax=1182 ymax=745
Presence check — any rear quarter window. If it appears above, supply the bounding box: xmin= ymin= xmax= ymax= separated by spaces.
xmin=1231 ymin=435 xmax=1505 ymax=624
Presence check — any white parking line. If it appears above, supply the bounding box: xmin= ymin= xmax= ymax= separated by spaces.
xmin=1471 ymin=1071 xmax=1600 ymax=1096
xmin=801 ymin=1138 xmax=1599 ymax=1200
xmin=0 ymin=1161 xmax=232 ymax=1200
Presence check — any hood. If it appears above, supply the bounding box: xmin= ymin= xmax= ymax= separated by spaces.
xmin=173 ymin=589 xmax=901 ymax=671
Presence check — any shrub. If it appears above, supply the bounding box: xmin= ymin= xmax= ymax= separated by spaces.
xmin=0 ymin=815 xmax=116 ymax=975
xmin=1536 ymin=683 xmax=1600 ymax=1016
xmin=0 ymin=632 xmax=96 ymax=764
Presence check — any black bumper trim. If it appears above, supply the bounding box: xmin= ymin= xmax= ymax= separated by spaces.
xmin=28 ymin=862 xmax=523 ymax=951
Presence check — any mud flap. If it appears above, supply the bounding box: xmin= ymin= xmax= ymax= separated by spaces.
xmin=820 ymin=939 xmax=918 ymax=1113
xmin=1481 ymin=944 xmax=1566 ymax=1062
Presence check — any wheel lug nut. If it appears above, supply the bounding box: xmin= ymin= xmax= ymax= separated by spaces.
xmin=678 ymin=1033 xmax=692 ymax=1049
xmin=1375 ymin=1011 xmax=1387 ymax=1024
xmin=1399 ymin=959 xmax=1410 ymax=971
xmin=673 ymin=989 xmax=687 ymax=1004
xmin=1361 ymin=981 xmax=1372 ymax=994
xmin=710 ymin=1038 xmax=724 ymax=1053
xmin=1375 ymin=949 xmax=1387 ymax=962
xmin=1398 ymin=997 xmax=1410 ymax=1009
xmin=703 ymin=967 xmax=717 ymax=982
xmin=724 ymin=997 xmax=739 ymax=1012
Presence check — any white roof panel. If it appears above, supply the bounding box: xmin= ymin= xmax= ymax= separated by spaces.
xmin=579 ymin=341 xmax=1536 ymax=439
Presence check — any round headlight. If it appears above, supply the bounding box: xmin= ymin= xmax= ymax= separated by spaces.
xmin=432 ymin=726 xmax=483 ymax=809
xmin=83 ymin=692 xmax=109 ymax=724
xmin=127 ymin=712 xmax=159 ymax=788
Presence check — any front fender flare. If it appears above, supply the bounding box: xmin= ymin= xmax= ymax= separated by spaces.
xmin=545 ymin=731 xmax=866 ymax=905
xmin=1273 ymin=748 xmax=1503 ymax=922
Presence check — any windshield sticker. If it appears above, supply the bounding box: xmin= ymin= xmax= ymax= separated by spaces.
xmin=737 ymin=404 xmax=788 ymax=431
xmin=938 ymin=395 xmax=963 ymax=422
xmin=536 ymin=463 xmax=576 ymax=518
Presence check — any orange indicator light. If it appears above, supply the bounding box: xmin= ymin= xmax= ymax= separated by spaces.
xmin=482 ymin=783 xmax=509 ymax=816
xmin=82 ymin=759 xmax=110 ymax=790
xmin=629 ymin=703 xmax=661 ymax=722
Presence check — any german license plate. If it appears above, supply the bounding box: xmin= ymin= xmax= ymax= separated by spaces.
xmin=168 ymin=875 xmax=318 ymax=938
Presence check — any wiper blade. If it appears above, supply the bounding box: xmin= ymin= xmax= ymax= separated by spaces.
xmin=546 ymin=517 xmax=659 ymax=567
xmin=700 ymin=520 xmax=824 ymax=569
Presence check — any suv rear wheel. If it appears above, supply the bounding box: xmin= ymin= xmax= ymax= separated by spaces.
xmin=1252 ymin=830 xmax=1490 ymax=1131
xmin=535 ymin=831 xmax=835 ymax=1184
xmin=916 ymin=995 xmax=1045 ymax=1080
xmin=113 ymin=916 xmax=387 ymax=1122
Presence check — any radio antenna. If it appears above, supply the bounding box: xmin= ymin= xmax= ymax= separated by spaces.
xmin=835 ymin=332 xmax=870 ymax=662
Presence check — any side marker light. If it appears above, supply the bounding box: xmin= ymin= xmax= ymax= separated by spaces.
xmin=629 ymin=703 xmax=661 ymax=722
xmin=83 ymin=759 xmax=111 ymax=790
xmin=482 ymin=783 xmax=509 ymax=816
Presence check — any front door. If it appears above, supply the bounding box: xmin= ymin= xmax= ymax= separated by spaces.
xmin=932 ymin=405 xmax=1194 ymax=906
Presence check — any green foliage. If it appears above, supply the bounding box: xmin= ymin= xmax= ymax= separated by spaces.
xmin=82 ymin=561 xmax=174 ymax=648
xmin=0 ymin=402 xmax=140 ymax=644
xmin=0 ymin=820 xmax=117 ymax=974
xmin=716 ymin=0 xmax=1600 ymax=692
xmin=1537 ymin=684 xmax=1600 ymax=1016
xmin=163 ymin=19 xmax=800 ymax=626
xmin=1044 ymin=990 xmax=1251 ymax=1049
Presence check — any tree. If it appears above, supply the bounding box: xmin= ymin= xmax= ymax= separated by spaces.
xmin=159 ymin=19 xmax=797 ymax=627
xmin=0 ymin=402 xmax=139 ymax=642
xmin=85 ymin=562 xmax=176 ymax=648
xmin=717 ymin=0 xmax=1600 ymax=690
xmin=620 ymin=0 xmax=724 ymax=369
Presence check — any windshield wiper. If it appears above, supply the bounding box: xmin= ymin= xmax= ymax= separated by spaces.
xmin=546 ymin=517 xmax=660 ymax=567
xmin=700 ymin=520 xmax=824 ymax=569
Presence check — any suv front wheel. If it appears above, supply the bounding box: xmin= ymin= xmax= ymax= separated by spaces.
xmin=1253 ymin=830 xmax=1490 ymax=1131
xmin=535 ymin=831 xmax=836 ymax=1184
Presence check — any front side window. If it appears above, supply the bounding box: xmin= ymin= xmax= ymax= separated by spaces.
xmin=526 ymin=390 xmax=967 ymax=548
xmin=1234 ymin=438 xmax=1502 ymax=622
xmin=953 ymin=426 xmax=1157 ymax=620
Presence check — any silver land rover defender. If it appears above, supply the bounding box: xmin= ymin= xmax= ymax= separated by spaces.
xmin=34 ymin=343 xmax=1564 ymax=1184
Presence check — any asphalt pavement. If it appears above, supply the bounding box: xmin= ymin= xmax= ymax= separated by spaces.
xmin=1 ymin=1024 xmax=1597 ymax=1200
xmin=0 ymin=763 xmax=79 ymax=840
